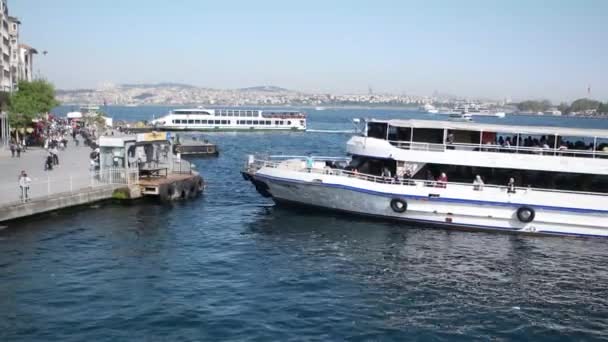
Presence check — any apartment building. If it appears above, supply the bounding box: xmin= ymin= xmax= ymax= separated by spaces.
xmin=0 ymin=0 xmax=38 ymax=144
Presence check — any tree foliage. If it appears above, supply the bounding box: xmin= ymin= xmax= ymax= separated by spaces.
xmin=568 ymin=98 xmax=601 ymax=113
xmin=8 ymin=80 xmax=60 ymax=128
xmin=516 ymin=100 xmax=552 ymax=113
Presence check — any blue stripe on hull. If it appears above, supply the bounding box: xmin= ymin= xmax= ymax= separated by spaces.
xmin=250 ymin=174 xmax=608 ymax=238
xmin=255 ymin=173 xmax=608 ymax=215
xmin=271 ymin=196 xmax=608 ymax=239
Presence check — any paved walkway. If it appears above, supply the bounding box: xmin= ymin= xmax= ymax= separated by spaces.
xmin=0 ymin=142 xmax=94 ymax=205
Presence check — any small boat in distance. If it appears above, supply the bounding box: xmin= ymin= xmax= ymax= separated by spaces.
xmin=420 ymin=104 xmax=439 ymax=114
xmin=150 ymin=108 xmax=307 ymax=131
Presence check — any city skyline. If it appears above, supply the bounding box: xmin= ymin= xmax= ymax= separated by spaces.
xmin=12 ymin=0 xmax=608 ymax=102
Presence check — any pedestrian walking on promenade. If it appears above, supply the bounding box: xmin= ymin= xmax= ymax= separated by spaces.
xmin=9 ymin=141 xmax=15 ymax=157
xmin=16 ymin=143 xmax=21 ymax=158
xmin=51 ymin=146 xmax=59 ymax=165
xmin=19 ymin=170 xmax=31 ymax=203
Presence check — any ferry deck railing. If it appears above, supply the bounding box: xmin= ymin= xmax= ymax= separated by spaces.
xmin=246 ymin=156 xmax=608 ymax=197
xmin=387 ymin=140 xmax=608 ymax=159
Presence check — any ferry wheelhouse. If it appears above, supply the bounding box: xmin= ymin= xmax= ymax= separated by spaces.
xmin=243 ymin=119 xmax=608 ymax=238
xmin=150 ymin=108 xmax=306 ymax=131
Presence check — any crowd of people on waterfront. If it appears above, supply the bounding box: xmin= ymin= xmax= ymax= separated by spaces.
xmin=6 ymin=115 xmax=104 ymax=203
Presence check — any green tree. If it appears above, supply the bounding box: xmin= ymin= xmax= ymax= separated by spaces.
xmin=516 ymin=100 xmax=552 ymax=113
xmin=557 ymin=102 xmax=570 ymax=114
xmin=8 ymin=80 xmax=60 ymax=139
xmin=598 ymin=102 xmax=608 ymax=114
xmin=569 ymin=98 xmax=601 ymax=114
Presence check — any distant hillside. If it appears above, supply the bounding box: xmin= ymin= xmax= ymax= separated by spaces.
xmin=121 ymin=82 xmax=197 ymax=89
xmin=238 ymin=85 xmax=291 ymax=92
xmin=56 ymin=88 xmax=96 ymax=95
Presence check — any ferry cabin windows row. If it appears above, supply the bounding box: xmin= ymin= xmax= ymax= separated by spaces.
xmin=173 ymin=110 xmax=262 ymax=117
xmin=216 ymin=110 xmax=261 ymax=117
xmin=171 ymin=119 xmax=293 ymax=125
xmin=367 ymin=122 xmax=608 ymax=154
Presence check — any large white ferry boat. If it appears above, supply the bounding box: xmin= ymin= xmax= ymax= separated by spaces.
xmin=243 ymin=119 xmax=608 ymax=238
xmin=150 ymin=108 xmax=306 ymax=131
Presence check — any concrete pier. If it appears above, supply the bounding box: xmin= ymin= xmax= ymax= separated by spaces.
xmin=0 ymin=185 xmax=124 ymax=222
xmin=0 ymin=134 xmax=204 ymax=224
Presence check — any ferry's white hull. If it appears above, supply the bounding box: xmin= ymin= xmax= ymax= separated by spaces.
xmin=155 ymin=125 xmax=306 ymax=131
xmin=248 ymin=168 xmax=608 ymax=238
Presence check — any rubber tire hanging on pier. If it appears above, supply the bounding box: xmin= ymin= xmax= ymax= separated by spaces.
xmin=390 ymin=199 xmax=408 ymax=213
xmin=516 ymin=206 xmax=535 ymax=223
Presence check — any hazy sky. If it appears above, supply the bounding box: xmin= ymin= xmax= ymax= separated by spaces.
xmin=12 ymin=0 xmax=608 ymax=101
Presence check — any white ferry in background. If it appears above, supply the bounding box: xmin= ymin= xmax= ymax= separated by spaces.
xmin=150 ymin=108 xmax=306 ymax=131
xmin=420 ymin=104 xmax=439 ymax=114
xmin=243 ymin=119 xmax=608 ymax=238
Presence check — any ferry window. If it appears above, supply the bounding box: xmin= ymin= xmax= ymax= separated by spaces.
xmin=448 ymin=130 xmax=480 ymax=144
xmin=367 ymin=122 xmax=388 ymax=139
xmin=221 ymin=120 xmax=228 ymax=124
xmin=194 ymin=120 xmax=201 ymax=124
xmin=253 ymin=120 xmax=259 ymax=125
xmin=214 ymin=120 xmax=221 ymax=125
xmin=172 ymin=120 xmax=178 ymax=124
xmin=597 ymin=138 xmax=608 ymax=156
xmin=201 ymin=120 xmax=207 ymax=124
xmin=412 ymin=128 xmax=443 ymax=144
xmin=246 ymin=120 xmax=252 ymax=125
xmin=287 ymin=121 xmax=291 ymax=125
xmin=388 ymin=126 xmax=411 ymax=141
xmin=299 ymin=120 xmax=304 ymax=125
xmin=266 ymin=121 xmax=272 ymax=125
xmin=275 ymin=121 xmax=280 ymax=125
xmin=188 ymin=120 xmax=194 ymax=124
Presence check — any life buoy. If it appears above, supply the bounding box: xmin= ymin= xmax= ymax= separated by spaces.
xmin=516 ymin=206 xmax=535 ymax=223
xmin=390 ymin=198 xmax=407 ymax=213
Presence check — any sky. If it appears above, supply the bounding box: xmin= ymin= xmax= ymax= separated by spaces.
xmin=11 ymin=0 xmax=608 ymax=102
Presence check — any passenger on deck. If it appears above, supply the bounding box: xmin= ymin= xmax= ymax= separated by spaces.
xmin=425 ymin=170 xmax=435 ymax=187
xmin=381 ymin=167 xmax=392 ymax=178
xmin=437 ymin=172 xmax=448 ymax=188
xmin=305 ymin=154 xmax=313 ymax=172
xmin=473 ymin=175 xmax=484 ymax=191
xmin=507 ymin=178 xmax=516 ymax=193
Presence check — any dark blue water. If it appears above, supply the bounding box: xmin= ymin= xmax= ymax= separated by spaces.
xmin=2 ymin=107 xmax=608 ymax=341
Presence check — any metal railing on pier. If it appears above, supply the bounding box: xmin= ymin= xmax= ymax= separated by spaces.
xmin=0 ymin=168 xmax=140 ymax=206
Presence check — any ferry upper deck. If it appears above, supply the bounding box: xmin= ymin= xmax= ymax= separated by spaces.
xmin=364 ymin=119 xmax=608 ymax=159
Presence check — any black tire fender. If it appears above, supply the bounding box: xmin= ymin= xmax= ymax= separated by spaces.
xmin=516 ymin=206 xmax=535 ymax=223
xmin=390 ymin=198 xmax=407 ymax=213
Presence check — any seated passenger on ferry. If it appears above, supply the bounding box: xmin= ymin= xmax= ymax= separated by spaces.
xmin=473 ymin=175 xmax=484 ymax=191
xmin=403 ymin=169 xmax=413 ymax=185
xmin=381 ymin=167 xmax=391 ymax=178
xmin=436 ymin=172 xmax=448 ymax=188
xmin=507 ymin=177 xmax=516 ymax=193
xmin=425 ymin=170 xmax=435 ymax=187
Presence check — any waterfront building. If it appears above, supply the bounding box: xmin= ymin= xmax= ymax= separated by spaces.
xmin=0 ymin=0 xmax=11 ymax=92
xmin=0 ymin=1 xmax=37 ymax=145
